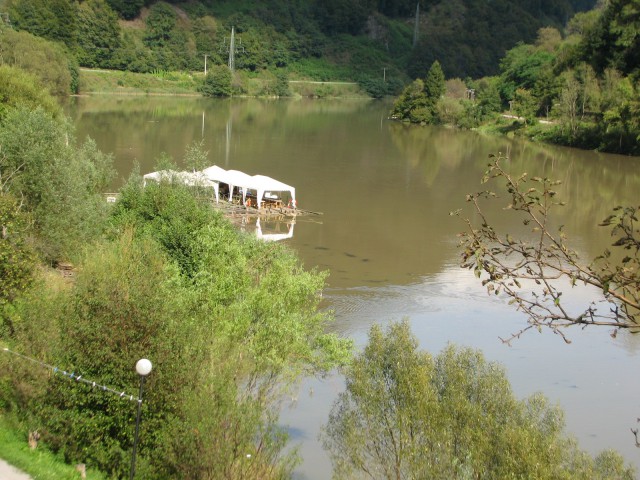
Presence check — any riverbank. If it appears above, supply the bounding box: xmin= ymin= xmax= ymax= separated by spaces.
xmin=78 ymin=68 xmax=369 ymax=98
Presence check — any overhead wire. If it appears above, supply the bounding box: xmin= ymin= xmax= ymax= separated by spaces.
xmin=2 ymin=347 xmax=142 ymax=403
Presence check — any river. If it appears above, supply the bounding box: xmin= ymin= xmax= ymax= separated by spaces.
xmin=67 ymin=96 xmax=640 ymax=478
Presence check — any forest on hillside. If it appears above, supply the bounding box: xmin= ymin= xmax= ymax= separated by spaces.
xmin=1 ymin=0 xmax=597 ymax=88
xmin=390 ymin=0 xmax=640 ymax=155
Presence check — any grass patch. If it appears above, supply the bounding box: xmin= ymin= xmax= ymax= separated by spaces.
xmin=288 ymin=80 xmax=366 ymax=98
xmin=287 ymin=57 xmax=354 ymax=82
xmin=78 ymin=67 xmax=370 ymax=98
xmin=78 ymin=68 xmax=201 ymax=95
xmin=0 ymin=415 xmax=106 ymax=480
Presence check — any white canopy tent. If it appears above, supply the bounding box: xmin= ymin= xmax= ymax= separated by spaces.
xmin=224 ymin=169 xmax=254 ymax=204
xmin=156 ymin=165 xmax=297 ymax=209
xmin=201 ymin=165 xmax=228 ymax=202
xmin=251 ymin=174 xmax=296 ymax=209
xmin=201 ymin=166 xmax=252 ymax=203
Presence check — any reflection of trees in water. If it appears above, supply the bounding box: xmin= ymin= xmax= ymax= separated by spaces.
xmin=388 ymin=121 xmax=640 ymax=262
xmin=505 ymin=141 xmax=640 ymax=257
xmin=388 ymin=123 xmax=512 ymax=187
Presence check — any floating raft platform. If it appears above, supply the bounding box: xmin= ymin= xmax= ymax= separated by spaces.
xmin=210 ymin=198 xmax=322 ymax=220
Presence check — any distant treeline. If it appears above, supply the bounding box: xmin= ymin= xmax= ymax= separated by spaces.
xmin=391 ymin=0 xmax=640 ymax=155
xmin=2 ymin=0 xmax=596 ymax=91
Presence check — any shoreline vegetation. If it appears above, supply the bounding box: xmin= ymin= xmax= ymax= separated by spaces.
xmin=3 ymin=0 xmax=637 ymax=154
xmin=78 ymin=68 xmax=370 ymax=98
xmin=77 ymin=66 xmax=640 ymax=159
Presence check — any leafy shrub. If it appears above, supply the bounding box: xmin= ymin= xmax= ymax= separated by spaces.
xmin=0 ymin=29 xmax=75 ymax=96
xmin=0 ymin=65 xmax=61 ymax=118
xmin=200 ymin=65 xmax=233 ymax=97
xmin=324 ymin=321 xmax=636 ymax=479
xmin=0 ymin=107 xmax=114 ymax=261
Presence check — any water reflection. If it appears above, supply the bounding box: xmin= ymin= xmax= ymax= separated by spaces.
xmin=255 ymin=218 xmax=295 ymax=242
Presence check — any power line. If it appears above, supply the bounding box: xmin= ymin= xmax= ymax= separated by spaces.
xmin=2 ymin=347 xmax=141 ymax=403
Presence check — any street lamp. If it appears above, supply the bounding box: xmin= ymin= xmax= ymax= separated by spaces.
xmin=130 ymin=358 xmax=152 ymax=480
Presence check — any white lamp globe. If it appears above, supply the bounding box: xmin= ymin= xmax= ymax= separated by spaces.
xmin=135 ymin=358 xmax=153 ymax=376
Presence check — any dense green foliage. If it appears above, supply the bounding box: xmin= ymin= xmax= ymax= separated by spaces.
xmin=390 ymin=60 xmax=445 ymax=123
xmin=0 ymin=107 xmax=114 ymax=261
xmin=75 ymin=0 xmax=122 ymax=69
xmin=0 ymin=65 xmax=62 ymax=117
xmin=0 ymin=177 xmax=350 ymax=478
xmin=323 ymin=321 xmax=636 ymax=479
xmin=0 ymin=64 xmax=352 ymax=476
xmin=4 ymin=0 xmax=596 ymax=93
xmin=393 ymin=1 xmax=640 ymax=155
xmin=0 ymin=28 xmax=78 ymax=95
xmin=200 ymin=65 xmax=233 ymax=97
xmin=7 ymin=0 xmax=76 ymax=46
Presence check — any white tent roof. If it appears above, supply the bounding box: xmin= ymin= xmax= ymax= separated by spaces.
xmin=142 ymin=169 xmax=178 ymax=186
xmin=143 ymin=169 xmax=218 ymax=199
xmin=201 ymin=165 xmax=229 ymax=203
xmin=151 ymin=165 xmax=297 ymax=209
xmin=251 ymin=174 xmax=296 ymax=208
xmin=178 ymin=171 xmax=216 ymax=187
xmin=202 ymin=165 xmax=227 ymax=181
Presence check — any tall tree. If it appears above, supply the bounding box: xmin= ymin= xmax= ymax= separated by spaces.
xmin=75 ymin=0 xmax=121 ymax=68
xmin=498 ymin=43 xmax=556 ymax=102
xmin=580 ymin=0 xmax=640 ymax=76
xmin=424 ymin=59 xmax=445 ymax=101
xmin=8 ymin=0 xmax=77 ymax=46
xmin=144 ymin=1 xmax=177 ymax=48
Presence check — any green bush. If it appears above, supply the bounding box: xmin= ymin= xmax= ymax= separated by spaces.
xmin=0 ymin=107 xmax=114 ymax=261
xmin=0 ymin=65 xmax=61 ymax=118
xmin=0 ymin=29 xmax=75 ymax=96
xmin=323 ymin=321 xmax=636 ymax=479
xmin=200 ymin=65 xmax=233 ymax=97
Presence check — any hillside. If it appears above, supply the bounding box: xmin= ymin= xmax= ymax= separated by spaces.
xmin=2 ymin=0 xmax=597 ymax=94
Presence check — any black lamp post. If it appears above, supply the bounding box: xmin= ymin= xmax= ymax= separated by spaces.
xmin=130 ymin=358 xmax=152 ymax=480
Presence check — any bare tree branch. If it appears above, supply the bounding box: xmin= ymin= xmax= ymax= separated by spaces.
xmin=453 ymin=154 xmax=640 ymax=340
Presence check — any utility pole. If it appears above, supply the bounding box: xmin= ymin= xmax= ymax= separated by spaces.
xmin=228 ymin=27 xmax=235 ymax=72
xmin=413 ymin=3 xmax=420 ymax=48
xmin=383 ymin=68 xmax=386 ymax=82
xmin=204 ymin=54 xmax=209 ymax=76
xmin=221 ymin=26 xmax=244 ymax=73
